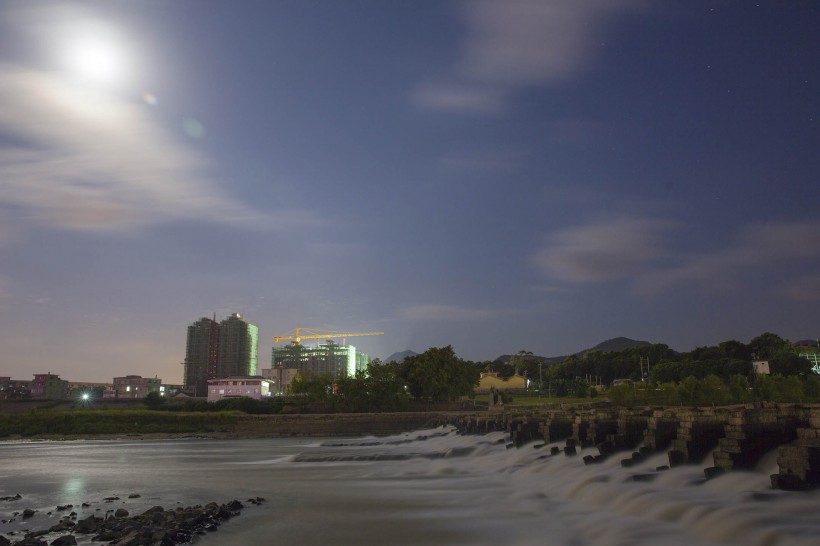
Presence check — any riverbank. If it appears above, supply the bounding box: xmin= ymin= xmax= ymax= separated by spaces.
xmin=0 ymin=411 xmax=481 ymax=441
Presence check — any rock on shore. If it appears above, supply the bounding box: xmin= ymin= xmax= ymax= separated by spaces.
xmin=2 ymin=497 xmax=264 ymax=546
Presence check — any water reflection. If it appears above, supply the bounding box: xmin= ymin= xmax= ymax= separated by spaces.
xmin=0 ymin=431 xmax=818 ymax=546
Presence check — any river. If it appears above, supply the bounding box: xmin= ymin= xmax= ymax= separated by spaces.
xmin=1 ymin=427 xmax=817 ymax=545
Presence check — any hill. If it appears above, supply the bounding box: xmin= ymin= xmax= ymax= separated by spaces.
xmin=383 ymin=350 xmax=418 ymax=363
xmin=494 ymin=336 xmax=652 ymax=365
xmin=577 ymin=336 xmax=652 ymax=355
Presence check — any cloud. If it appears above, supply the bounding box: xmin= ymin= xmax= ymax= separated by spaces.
xmin=780 ymin=274 xmax=820 ymax=302
xmin=0 ymin=65 xmax=274 ymax=232
xmin=412 ymin=0 xmax=645 ymax=114
xmin=410 ymin=83 xmax=506 ymax=115
xmin=532 ymin=217 xmax=672 ymax=283
xmin=534 ymin=217 xmax=820 ymax=298
xmin=639 ymin=220 xmax=820 ymax=294
xmin=438 ymin=147 xmax=523 ymax=173
xmin=400 ymin=304 xmax=495 ymax=322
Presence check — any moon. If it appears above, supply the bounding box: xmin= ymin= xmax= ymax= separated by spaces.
xmin=63 ymin=31 xmax=129 ymax=87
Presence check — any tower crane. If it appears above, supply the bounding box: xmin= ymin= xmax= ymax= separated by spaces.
xmin=273 ymin=327 xmax=384 ymax=346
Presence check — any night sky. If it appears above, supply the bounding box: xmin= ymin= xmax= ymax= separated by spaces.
xmin=1 ymin=1 xmax=818 ymax=383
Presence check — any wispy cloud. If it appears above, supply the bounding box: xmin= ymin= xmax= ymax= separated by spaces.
xmin=639 ymin=220 xmax=820 ymax=294
xmin=779 ymin=274 xmax=820 ymax=302
xmin=400 ymin=304 xmax=495 ymax=322
xmin=533 ymin=217 xmax=820 ymax=298
xmin=438 ymin=147 xmax=523 ymax=173
xmin=532 ymin=217 xmax=672 ymax=283
xmin=0 ymin=65 xmax=272 ymax=232
xmin=412 ymin=0 xmax=645 ymax=115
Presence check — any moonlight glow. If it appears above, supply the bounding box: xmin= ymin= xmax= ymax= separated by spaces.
xmin=63 ymin=33 xmax=129 ymax=86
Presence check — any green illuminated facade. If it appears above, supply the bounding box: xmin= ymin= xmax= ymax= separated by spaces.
xmin=798 ymin=351 xmax=820 ymax=375
xmin=217 ymin=313 xmax=259 ymax=377
xmin=272 ymin=341 xmax=370 ymax=378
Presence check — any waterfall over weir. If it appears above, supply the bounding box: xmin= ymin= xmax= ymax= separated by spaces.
xmin=1 ymin=428 xmax=818 ymax=546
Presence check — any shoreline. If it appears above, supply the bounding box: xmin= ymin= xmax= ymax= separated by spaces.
xmin=0 ymin=411 xmax=481 ymax=442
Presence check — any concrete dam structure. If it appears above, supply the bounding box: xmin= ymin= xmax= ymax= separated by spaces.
xmin=440 ymin=403 xmax=820 ymax=491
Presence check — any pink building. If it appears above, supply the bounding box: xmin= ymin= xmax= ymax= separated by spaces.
xmin=207 ymin=376 xmax=272 ymax=402
xmin=31 ymin=373 xmax=70 ymax=399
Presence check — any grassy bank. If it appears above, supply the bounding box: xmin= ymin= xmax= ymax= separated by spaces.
xmin=0 ymin=409 xmax=241 ymax=437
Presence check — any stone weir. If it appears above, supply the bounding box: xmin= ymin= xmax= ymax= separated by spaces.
xmin=435 ymin=403 xmax=820 ymax=491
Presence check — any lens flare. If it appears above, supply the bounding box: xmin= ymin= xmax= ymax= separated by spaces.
xmin=143 ymin=91 xmax=158 ymax=106
xmin=183 ymin=118 xmax=207 ymax=139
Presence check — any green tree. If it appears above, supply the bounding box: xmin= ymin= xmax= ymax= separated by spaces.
xmin=728 ymin=374 xmax=749 ymax=403
xmin=607 ymin=382 xmax=637 ymax=406
xmin=485 ymin=358 xmax=515 ymax=378
xmin=144 ymin=391 xmax=165 ymax=410
xmin=290 ymin=370 xmax=334 ymax=401
xmin=677 ymin=377 xmax=700 ymax=405
xmin=658 ymin=382 xmax=679 ymax=405
xmin=508 ymin=350 xmax=540 ymax=381
xmin=701 ymin=375 xmax=728 ymax=405
xmin=804 ymin=374 xmax=820 ymax=401
xmin=752 ymin=374 xmax=774 ymax=402
xmin=398 ymin=346 xmax=480 ymax=402
xmin=749 ymin=332 xmax=790 ymax=359
xmin=770 ymin=353 xmax=813 ymax=376
xmin=719 ymin=340 xmax=751 ymax=361
xmin=773 ymin=375 xmax=804 ymax=402
xmin=337 ymin=361 xmax=409 ymax=412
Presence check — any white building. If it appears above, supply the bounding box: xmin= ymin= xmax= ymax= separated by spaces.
xmin=207 ymin=376 xmax=272 ymax=402
xmin=752 ymin=360 xmax=771 ymax=375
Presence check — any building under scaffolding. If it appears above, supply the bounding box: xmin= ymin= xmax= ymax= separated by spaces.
xmin=271 ymin=340 xmax=371 ymax=379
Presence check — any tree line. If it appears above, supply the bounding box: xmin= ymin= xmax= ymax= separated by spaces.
xmin=488 ymin=332 xmax=818 ymax=403
xmin=290 ymin=345 xmax=482 ymax=410
xmin=142 ymin=332 xmax=818 ymax=412
xmin=288 ymin=332 xmax=819 ymax=408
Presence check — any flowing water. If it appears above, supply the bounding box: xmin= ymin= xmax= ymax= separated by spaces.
xmin=0 ymin=428 xmax=817 ymax=546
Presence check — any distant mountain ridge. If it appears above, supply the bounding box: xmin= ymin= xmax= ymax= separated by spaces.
xmin=579 ymin=336 xmax=652 ymax=355
xmin=494 ymin=336 xmax=652 ymax=365
xmin=384 ymin=337 xmax=652 ymax=365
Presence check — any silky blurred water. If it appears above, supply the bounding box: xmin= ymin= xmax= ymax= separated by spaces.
xmin=1 ymin=428 xmax=818 ymax=545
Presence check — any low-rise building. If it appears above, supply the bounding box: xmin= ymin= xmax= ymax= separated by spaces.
xmin=752 ymin=360 xmax=771 ymax=375
xmin=0 ymin=378 xmax=32 ymax=399
xmin=259 ymin=366 xmax=299 ymax=395
xmin=105 ymin=375 xmax=162 ymax=399
xmin=160 ymin=384 xmax=184 ymax=397
xmin=476 ymin=373 xmax=527 ymax=394
xmin=0 ymin=377 xmax=10 ymax=400
xmin=207 ymin=376 xmax=273 ymax=402
xmin=31 ymin=373 xmax=70 ymax=400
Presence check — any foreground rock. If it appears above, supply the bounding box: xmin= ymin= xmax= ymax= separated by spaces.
xmin=5 ymin=498 xmax=263 ymax=546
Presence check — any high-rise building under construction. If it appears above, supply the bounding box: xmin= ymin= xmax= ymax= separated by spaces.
xmin=184 ymin=313 xmax=258 ymax=396
xmin=272 ymin=340 xmax=370 ymax=379
xmin=183 ymin=316 xmax=220 ymax=397
xmin=217 ymin=313 xmax=259 ymax=377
